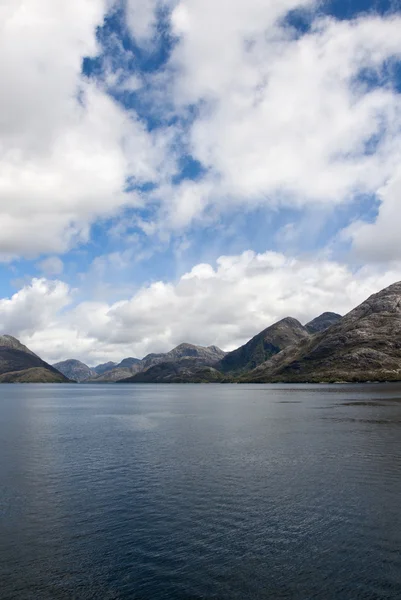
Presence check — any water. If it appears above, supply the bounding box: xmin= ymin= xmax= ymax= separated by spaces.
xmin=0 ymin=384 xmax=401 ymax=600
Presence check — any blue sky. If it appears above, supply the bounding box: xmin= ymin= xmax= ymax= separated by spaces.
xmin=0 ymin=0 xmax=401 ymax=363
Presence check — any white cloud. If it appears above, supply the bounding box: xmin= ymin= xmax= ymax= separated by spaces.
xmin=346 ymin=167 xmax=401 ymax=262
xmin=4 ymin=252 xmax=401 ymax=365
xmin=126 ymin=0 xmax=160 ymax=42
xmin=0 ymin=278 xmax=71 ymax=337
xmin=0 ymin=0 xmax=168 ymax=260
xmin=150 ymin=3 xmax=401 ymax=229
xmin=3 ymin=0 xmax=401 ymax=257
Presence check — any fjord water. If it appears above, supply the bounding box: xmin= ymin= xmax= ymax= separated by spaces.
xmin=1 ymin=384 xmax=401 ymax=600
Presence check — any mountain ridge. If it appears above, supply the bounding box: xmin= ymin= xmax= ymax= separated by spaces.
xmin=240 ymin=282 xmax=401 ymax=383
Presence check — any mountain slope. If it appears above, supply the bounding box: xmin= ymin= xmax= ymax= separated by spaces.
xmin=241 ymin=282 xmax=401 ymax=383
xmin=89 ymin=357 xmax=142 ymax=382
xmin=218 ymin=317 xmax=310 ymax=374
xmin=92 ymin=361 xmax=117 ymax=375
xmin=141 ymin=344 xmax=225 ymax=371
xmin=120 ymin=344 xmax=226 ymax=383
xmin=121 ymin=359 xmax=226 ymax=383
xmin=305 ymin=312 xmax=342 ymax=334
xmin=53 ymin=359 xmax=94 ymax=382
xmin=0 ymin=335 xmax=71 ymax=383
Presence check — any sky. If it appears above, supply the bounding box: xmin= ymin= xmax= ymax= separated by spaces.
xmin=1 ymin=0 xmax=401 ymax=366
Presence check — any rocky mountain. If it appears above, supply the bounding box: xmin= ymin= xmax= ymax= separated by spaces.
xmin=53 ymin=359 xmax=94 ymax=382
xmin=121 ymin=359 xmax=226 ymax=383
xmin=120 ymin=344 xmax=226 ymax=383
xmin=89 ymin=357 xmax=142 ymax=382
xmin=218 ymin=317 xmax=310 ymax=375
xmin=0 ymin=335 xmax=71 ymax=383
xmin=92 ymin=361 xmax=117 ymax=375
xmin=241 ymin=282 xmax=401 ymax=383
xmin=117 ymin=357 xmax=141 ymax=369
xmin=141 ymin=343 xmax=225 ymax=371
xmin=305 ymin=312 xmax=342 ymax=334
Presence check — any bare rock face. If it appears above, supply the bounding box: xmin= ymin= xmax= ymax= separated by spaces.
xmin=53 ymin=359 xmax=95 ymax=382
xmin=242 ymin=282 xmax=401 ymax=383
xmin=218 ymin=317 xmax=310 ymax=375
xmin=0 ymin=336 xmax=71 ymax=383
xmin=305 ymin=312 xmax=342 ymax=334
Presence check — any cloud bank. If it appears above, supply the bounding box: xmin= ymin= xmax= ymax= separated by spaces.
xmin=2 ymin=253 xmax=401 ymax=364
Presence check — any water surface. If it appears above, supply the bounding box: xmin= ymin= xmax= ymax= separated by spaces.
xmin=1 ymin=383 xmax=401 ymax=599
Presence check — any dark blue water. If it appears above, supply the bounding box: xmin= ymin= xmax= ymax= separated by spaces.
xmin=1 ymin=384 xmax=401 ymax=600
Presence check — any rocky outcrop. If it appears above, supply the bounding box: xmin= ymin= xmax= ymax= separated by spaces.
xmin=305 ymin=312 xmax=342 ymax=334
xmin=0 ymin=335 xmax=71 ymax=383
xmin=241 ymin=282 xmax=401 ymax=383
xmin=53 ymin=359 xmax=95 ymax=382
xmin=218 ymin=317 xmax=310 ymax=375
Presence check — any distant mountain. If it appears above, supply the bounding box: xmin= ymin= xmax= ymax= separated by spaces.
xmin=241 ymin=282 xmax=401 ymax=383
xmin=92 ymin=361 xmax=117 ymax=375
xmin=53 ymin=359 xmax=94 ymax=382
xmin=120 ymin=344 xmax=226 ymax=383
xmin=305 ymin=312 xmax=342 ymax=334
xmin=121 ymin=359 xmax=226 ymax=383
xmin=218 ymin=317 xmax=310 ymax=375
xmin=0 ymin=335 xmax=71 ymax=383
xmin=141 ymin=343 xmax=225 ymax=371
xmin=117 ymin=357 xmax=141 ymax=369
xmin=89 ymin=357 xmax=142 ymax=382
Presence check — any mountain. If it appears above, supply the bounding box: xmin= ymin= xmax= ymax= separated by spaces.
xmin=141 ymin=343 xmax=225 ymax=371
xmin=53 ymin=359 xmax=95 ymax=382
xmin=0 ymin=335 xmax=71 ymax=383
xmin=305 ymin=312 xmax=342 ymax=334
xmin=241 ymin=282 xmax=401 ymax=383
xmin=218 ymin=317 xmax=310 ymax=375
xmin=89 ymin=357 xmax=142 ymax=382
xmin=117 ymin=357 xmax=141 ymax=369
xmin=120 ymin=344 xmax=226 ymax=383
xmin=92 ymin=361 xmax=117 ymax=375
xmin=121 ymin=359 xmax=226 ymax=383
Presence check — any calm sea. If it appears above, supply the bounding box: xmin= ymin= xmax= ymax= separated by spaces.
xmin=1 ymin=383 xmax=401 ymax=600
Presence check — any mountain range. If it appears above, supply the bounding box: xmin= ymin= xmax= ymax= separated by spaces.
xmin=2 ymin=281 xmax=401 ymax=383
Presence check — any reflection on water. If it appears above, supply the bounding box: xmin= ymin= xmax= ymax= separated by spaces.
xmin=1 ymin=383 xmax=401 ymax=599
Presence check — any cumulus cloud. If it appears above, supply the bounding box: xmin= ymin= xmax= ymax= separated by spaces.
xmin=0 ymin=0 xmax=167 ymax=260
xmin=3 ymin=253 xmax=401 ymax=365
xmin=157 ymin=6 xmax=401 ymax=228
xmin=345 ymin=167 xmax=401 ymax=262
xmin=0 ymin=278 xmax=71 ymax=337
xmin=2 ymin=0 xmax=401 ymax=257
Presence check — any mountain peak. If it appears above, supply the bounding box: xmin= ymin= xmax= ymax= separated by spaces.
xmin=53 ymin=359 xmax=94 ymax=382
xmin=306 ymin=312 xmax=342 ymax=334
